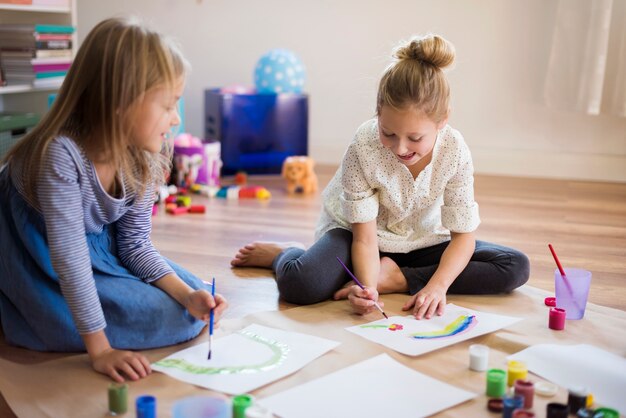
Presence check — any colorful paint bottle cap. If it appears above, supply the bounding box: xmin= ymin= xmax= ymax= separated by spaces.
xmin=486 ymin=368 xmax=507 ymax=398
xmin=108 ymin=383 xmax=128 ymax=415
xmin=487 ymin=398 xmax=504 ymax=413
xmin=513 ymin=409 xmax=536 ymax=418
xmin=233 ymin=394 xmax=254 ymax=418
xmin=514 ymin=379 xmax=535 ymax=409
xmin=136 ymin=395 xmax=156 ymax=418
xmin=544 ymin=296 xmax=556 ymax=307
xmin=546 ymin=402 xmax=569 ymax=418
xmin=469 ymin=344 xmax=489 ymax=371
xmin=549 ymin=307 xmax=566 ymax=330
xmin=503 ymin=395 xmax=524 ymax=418
xmin=592 ymin=407 xmax=620 ymax=418
xmin=535 ymin=381 xmax=558 ymax=397
xmin=507 ymin=360 xmax=528 ymax=386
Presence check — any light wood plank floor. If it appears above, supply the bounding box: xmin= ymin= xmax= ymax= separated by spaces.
xmin=150 ymin=168 xmax=626 ymax=318
xmin=1 ymin=170 xmax=625 ymax=417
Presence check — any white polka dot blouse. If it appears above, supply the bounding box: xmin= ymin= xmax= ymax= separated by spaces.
xmin=315 ymin=118 xmax=480 ymax=253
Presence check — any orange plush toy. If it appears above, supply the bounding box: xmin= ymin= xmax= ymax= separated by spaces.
xmin=282 ymin=156 xmax=318 ymax=195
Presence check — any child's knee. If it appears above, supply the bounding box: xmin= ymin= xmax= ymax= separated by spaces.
xmin=504 ymin=250 xmax=530 ymax=292
xmin=276 ymin=270 xmax=331 ymax=305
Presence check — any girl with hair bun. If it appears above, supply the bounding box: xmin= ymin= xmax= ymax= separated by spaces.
xmin=232 ymin=34 xmax=529 ymax=318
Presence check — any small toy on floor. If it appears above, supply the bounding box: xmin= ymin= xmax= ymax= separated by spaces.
xmin=282 ymin=156 xmax=318 ymax=195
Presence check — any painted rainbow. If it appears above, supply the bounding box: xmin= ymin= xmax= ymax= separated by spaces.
xmin=409 ymin=315 xmax=477 ymax=339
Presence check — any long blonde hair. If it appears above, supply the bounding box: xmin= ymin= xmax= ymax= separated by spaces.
xmin=377 ymin=34 xmax=455 ymax=122
xmin=4 ymin=17 xmax=189 ymax=202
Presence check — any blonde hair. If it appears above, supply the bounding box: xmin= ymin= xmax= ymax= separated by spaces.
xmin=377 ymin=34 xmax=455 ymax=122
xmin=4 ymin=17 xmax=189 ymax=202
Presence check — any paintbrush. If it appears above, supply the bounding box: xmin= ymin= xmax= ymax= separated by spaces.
xmin=336 ymin=256 xmax=388 ymax=319
xmin=548 ymin=243 xmax=582 ymax=311
xmin=208 ymin=277 xmax=215 ymax=360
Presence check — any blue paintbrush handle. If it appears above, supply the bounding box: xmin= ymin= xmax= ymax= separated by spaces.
xmin=209 ymin=277 xmax=215 ymax=335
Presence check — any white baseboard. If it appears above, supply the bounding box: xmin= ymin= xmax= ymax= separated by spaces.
xmin=471 ymin=148 xmax=626 ymax=183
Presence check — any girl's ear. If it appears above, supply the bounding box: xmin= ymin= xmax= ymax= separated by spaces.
xmin=437 ymin=114 xmax=449 ymax=130
xmin=437 ymin=107 xmax=451 ymax=130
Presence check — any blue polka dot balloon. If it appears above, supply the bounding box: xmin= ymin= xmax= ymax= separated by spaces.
xmin=254 ymin=49 xmax=305 ymax=94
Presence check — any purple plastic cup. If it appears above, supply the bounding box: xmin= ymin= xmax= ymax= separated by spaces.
xmin=172 ymin=396 xmax=230 ymax=418
xmin=554 ymin=268 xmax=592 ymax=320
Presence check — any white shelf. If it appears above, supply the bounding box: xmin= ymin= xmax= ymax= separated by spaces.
xmin=0 ymin=4 xmax=70 ymax=13
xmin=0 ymin=84 xmax=60 ymax=94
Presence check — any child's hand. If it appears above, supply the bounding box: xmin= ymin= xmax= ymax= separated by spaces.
xmin=336 ymin=285 xmax=384 ymax=316
xmin=402 ymin=283 xmax=447 ymax=319
xmin=91 ymin=348 xmax=151 ymax=383
xmin=185 ymin=289 xmax=228 ymax=327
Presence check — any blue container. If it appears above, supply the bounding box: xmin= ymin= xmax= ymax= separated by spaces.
xmin=205 ymin=89 xmax=308 ymax=175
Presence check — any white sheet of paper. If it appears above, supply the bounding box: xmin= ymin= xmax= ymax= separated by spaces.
xmin=152 ymin=324 xmax=340 ymax=395
xmin=345 ymin=303 xmax=521 ymax=356
xmin=508 ymin=343 xmax=626 ymax=411
xmin=259 ymin=353 xmax=476 ymax=418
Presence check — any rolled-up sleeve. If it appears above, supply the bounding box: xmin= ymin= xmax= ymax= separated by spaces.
xmin=441 ymin=145 xmax=480 ymax=233
xmin=340 ymin=142 xmax=379 ymax=224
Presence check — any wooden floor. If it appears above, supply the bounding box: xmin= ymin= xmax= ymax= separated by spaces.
xmin=150 ymin=168 xmax=626 ymax=317
xmin=0 ymin=169 xmax=625 ymax=416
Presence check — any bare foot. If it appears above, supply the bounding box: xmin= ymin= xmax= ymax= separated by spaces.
xmin=230 ymin=241 xmax=305 ymax=268
xmin=377 ymin=257 xmax=409 ymax=293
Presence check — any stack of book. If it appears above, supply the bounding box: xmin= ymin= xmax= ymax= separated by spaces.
xmin=0 ymin=23 xmax=74 ymax=88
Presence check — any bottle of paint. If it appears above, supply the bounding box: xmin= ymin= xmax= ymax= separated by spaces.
xmin=514 ymin=379 xmax=535 ymax=409
xmin=547 ymin=402 xmax=569 ymax=418
xmin=107 ymin=383 xmax=128 ymax=415
xmin=233 ymin=394 xmax=254 ymax=418
xmin=469 ymin=344 xmax=489 ymax=371
xmin=507 ymin=360 xmax=528 ymax=386
xmin=568 ymin=386 xmax=589 ymax=416
xmin=503 ymin=395 xmax=524 ymax=418
xmin=136 ymin=395 xmax=156 ymax=418
xmin=486 ymin=368 xmax=507 ymax=398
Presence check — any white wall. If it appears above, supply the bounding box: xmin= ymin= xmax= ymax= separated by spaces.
xmin=78 ymin=0 xmax=626 ymax=182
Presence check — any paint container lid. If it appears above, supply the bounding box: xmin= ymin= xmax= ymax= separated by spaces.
xmin=544 ymin=296 xmax=556 ymax=307
xmin=487 ymin=398 xmax=504 ymax=413
xmin=513 ymin=409 xmax=536 ymax=418
xmin=592 ymin=407 xmax=620 ymax=418
xmin=535 ymin=381 xmax=558 ymax=397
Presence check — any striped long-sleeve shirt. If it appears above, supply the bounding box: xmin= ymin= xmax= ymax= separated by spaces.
xmin=10 ymin=136 xmax=173 ymax=334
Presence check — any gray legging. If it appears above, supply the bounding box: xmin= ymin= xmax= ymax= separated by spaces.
xmin=271 ymin=228 xmax=530 ymax=305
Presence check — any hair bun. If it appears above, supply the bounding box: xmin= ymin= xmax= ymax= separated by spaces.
xmin=394 ymin=34 xmax=455 ymax=69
